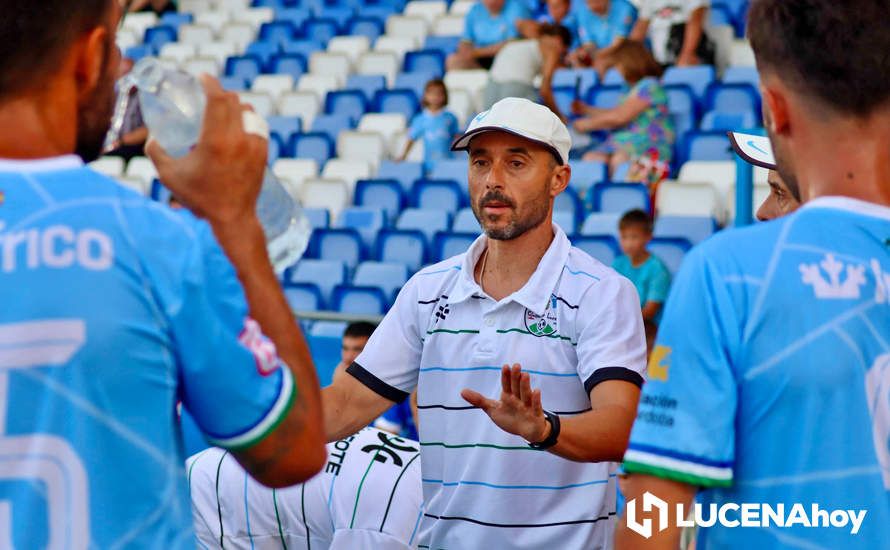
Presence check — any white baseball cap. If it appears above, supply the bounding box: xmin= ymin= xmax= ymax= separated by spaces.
xmin=728 ymin=131 xmax=776 ymax=170
xmin=451 ymin=98 xmax=572 ymax=165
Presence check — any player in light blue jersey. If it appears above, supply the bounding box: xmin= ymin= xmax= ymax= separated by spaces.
xmin=0 ymin=1 xmax=326 ymax=547
xmin=616 ymin=1 xmax=890 ymax=548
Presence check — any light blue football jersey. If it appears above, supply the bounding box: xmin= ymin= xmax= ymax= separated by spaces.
xmin=625 ymin=197 xmax=890 ymax=548
xmin=0 ymin=156 xmax=295 ymax=548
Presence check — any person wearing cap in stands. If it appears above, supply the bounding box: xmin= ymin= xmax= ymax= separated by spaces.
xmin=321 ymin=97 xmax=647 ymax=549
xmin=729 ymin=131 xmax=801 ymax=221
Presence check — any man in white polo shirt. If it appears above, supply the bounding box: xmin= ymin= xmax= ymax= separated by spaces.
xmin=322 ymin=97 xmax=647 ymax=548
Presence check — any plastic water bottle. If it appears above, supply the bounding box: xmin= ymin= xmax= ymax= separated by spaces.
xmin=126 ymin=57 xmax=310 ymax=273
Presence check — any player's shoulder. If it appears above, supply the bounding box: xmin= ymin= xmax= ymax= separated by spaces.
xmin=565 ymin=245 xmax=628 ymax=289
xmin=412 ymin=255 xmax=465 ymax=284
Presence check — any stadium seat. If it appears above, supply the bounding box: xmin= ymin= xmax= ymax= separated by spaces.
xmin=428 ymin=158 xmax=468 ymax=188
xmin=274 ymin=157 xmax=317 ymax=198
xmin=285 ymin=258 xmax=347 ymax=306
xmin=424 ymin=35 xmax=461 ymax=55
xmin=449 ymin=0 xmax=475 ymax=15
xmin=346 ymin=75 xmax=387 ymax=104
xmin=199 ymin=42 xmax=239 ymax=66
xmin=664 ymin=84 xmax=699 ymax=140
xmin=225 ymin=55 xmax=263 ymax=83
xmin=586 ymin=86 xmax=623 ymax=109
xmin=220 ymin=23 xmax=256 ymax=50
xmin=376 ymin=229 xmax=427 ymax=271
xmin=301 ymin=178 xmax=351 ymax=220
xmin=445 ymin=88 xmax=473 ymax=126
xmin=337 ymin=131 xmax=387 ymax=168
xmin=178 ymin=23 xmax=216 ymax=46
xmin=252 ymin=74 xmax=294 ymax=100
xmin=444 ymin=70 xmax=489 ymax=109
xmin=264 ymin=54 xmax=305 ymax=81
xmin=239 ymin=91 xmax=275 ymax=117
xmin=303 ymin=207 xmax=330 ymax=231
xmin=324 ymin=90 xmax=368 ymax=122
xmin=590 ymin=183 xmax=651 ymax=213
xmin=683 ymin=130 xmax=734 ymax=163
xmin=723 ymin=66 xmax=759 ymax=89
xmin=316 ymin=7 xmax=354 ymax=31
xmin=292 ymin=132 xmax=335 ymax=166
xmin=412 ymin=179 xmax=464 ymax=212
xmin=433 ymin=232 xmax=477 ymax=261
xmin=602 ymin=67 xmax=626 ymax=86
xmin=122 ymin=12 xmax=159 ymax=39
xmin=268 ymin=115 xmax=302 ymax=145
xmin=653 ymin=215 xmax=716 ymax=245
xmin=661 ymin=65 xmax=716 ymax=101
xmin=309 ymin=320 xmax=348 ymax=338
xmin=347 ymin=17 xmax=386 ymax=43
xmin=268 ymin=136 xmax=283 ymax=163
xmin=374 ymin=35 xmax=420 ymax=65
xmin=730 ymin=39 xmax=756 ymax=66
xmin=554 ymin=187 xmax=584 ymax=228
xmin=377 ymin=160 xmax=423 ymax=192
xmin=181 ymin=57 xmax=219 ymax=78
xmin=355 ymin=179 xmax=406 ymax=221
xmin=656 ymin=181 xmax=722 ymax=220
xmin=309 ymin=52 xmax=351 ymax=87
xmin=452 ymin=208 xmax=481 ymax=233
xmin=395 ymin=71 xmax=438 ymax=99
xmin=303 ymin=18 xmax=340 ymax=45
xmin=89 ymin=157 xmax=125 ymax=178
xmin=552 ymin=68 xmax=598 ymax=99
xmin=281 ymin=39 xmax=324 ymax=60
xmin=357 ymin=51 xmax=400 ymax=87
xmin=297 ymin=74 xmax=341 ymax=103
xmin=328 ymin=35 xmax=371 ymax=65
xmin=259 ymin=21 xmax=298 ymax=45
xmin=571 ymin=236 xmax=620 ymax=265
xmin=677 ymin=160 xmax=735 ymax=219
xmin=336 ymin=207 xmax=386 ymax=248
xmin=275 ymin=7 xmax=312 ymax=29
xmin=125 ymin=157 xmax=158 ymax=186
xmin=313 ymin=228 xmax=364 ymax=269
xmin=321 ymin=158 xmax=373 ymax=191
xmin=569 ymin=160 xmax=608 ymax=192
xmin=283 ymin=283 xmax=325 ymax=311
xmin=386 ymin=15 xmax=429 ymax=43
xmin=278 ymin=91 xmax=321 ymax=127
xmin=332 ymin=285 xmax=388 ymax=315
xmin=144 ymin=25 xmax=178 ymax=53
xmin=161 ymin=12 xmax=193 ymax=28
xmin=397 ymin=207 xmax=451 ymax=245
xmin=709 ymin=3 xmax=735 ymax=26
xmin=374 ymin=89 xmax=421 ymax=120
xmin=705 ymin=83 xmax=761 ymax=118
xmin=352 ymin=261 xmax=410 ymax=304
xmin=404 ymin=50 xmax=445 ymax=77
xmin=220 ymin=76 xmax=248 ymax=92
xmin=405 ymin=1 xmax=447 ymax=23
xmin=580 ymin=212 xmax=622 ymax=238
xmin=158 ymin=43 xmax=195 ymax=65
xmin=245 ymin=42 xmax=279 ymax=69
xmin=125 ymin=45 xmax=153 ymax=62
xmin=194 ymin=11 xmax=231 ymax=33
xmin=358 ymin=113 xmax=408 ymax=156
xmin=550 ymin=86 xmax=578 ymax=123
xmin=554 ymin=210 xmax=577 ymax=235
xmin=700 ymin=110 xmax=758 ymax=131
xmin=431 ymin=14 xmax=465 ymax=36
xmin=647 ymin=237 xmax=692 ymax=275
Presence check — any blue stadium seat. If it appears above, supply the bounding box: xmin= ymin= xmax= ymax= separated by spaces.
xmin=554 ymin=187 xmax=584 ymax=228
xmin=653 ymin=215 xmax=716 ymax=245
xmin=144 ymin=25 xmax=177 ymax=53
xmin=424 ymin=35 xmax=461 ymax=55
xmin=612 ymin=161 xmax=632 ymax=182
xmin=336 ymin=207 xmax=386 ymax=248
xmin=310 ymin=114 xmax=354 ymax=144
xmin=219 ymin=76 xmax=248 ymax=92
xmin=377 ymin=160 xmax=424 ymax=193
xmin=705 ymin=83 xmax=761 ymax=117
xmin=709 ymin=3 xmax=735 ymax=26
xmin=363 ymin=4 xmax=399 ymax=19
xmin=580 ymin=212 xmax=622 ymax=238
xmin=722 ymin=66 xmax=759 ymax=89
xmin=412 ymin=179 xmax=464 ymax=213
xmin=664 ymin=84 xmax=699 ymax=139
xmin=433 ymin=232 xmax=477 ymax=261
xmin=251 ymin=0 xmax=289 ymax=6
xmin=586 ymin=86 xmax=624 ymax=109
xmin=375 ymin=89 xmax=420 ymax=119
xmin=590 ymin=183 xmax=650 ymax=213
xmin=268 ymin=137 xmax=282 ymax=163
xmin=571 ymin=235 xmax=620 ymax=265
xmin=347 ymin=17 xmax=385 ymax=43
xmin=283 ymin=283 xmax=324 ymax=311
xmin=404 ymin=50 xmax=445 ymax=77
xmin=700 ymin=110 xmax=758 ymax=131
xmin=345 ymin=74 xmax=386 ymax=103
xmin=394 ymin=72 xmax=437 ymax=99
xmin=552 ymin=68 xmax=598 ymax=99
xmin=355 ymin=179 xmax=405 ymax=221
xmin=662 ymin=65 xmax=716 ymax=101
xmin=125 ymin=45 xmax=153 ymax=62
xmin=397 ymin=208 xmax=451 ymax=245
xmin=309 ymin=320 xmax=348 ymax=338
xmin=303 ymin=18 xmax=339 ymax=45
xmin=554 ymin=210 xmax=577 ymax=235
xmin=551 ymin=86 xmax=577 ymax=121
xmin=376 ymin=229 xmax=427 ymax=271
xmin=259 ymin=21 xmax=299 ymax=46
xmin=246 ymin=41 xmax=280 ymax=69
xmin=268 ymin=115 xmax=303 ymax=146
xmin=352 ymin=261 xmax=409 ymax=305
xmin=332 ymin=285 xmax=387 ymax=315
xmin=569 ymin=160 xmax=608 ymax=191
xmin=316 ymin=7 xmax=353 ymax=30
xmin=683 ymin=130 xmax=734 ymax=163
xmin=280 ymin=39 xmax=324 ymax=59
xmin=314 ymin=229 xmax=364 ymax=269
xmin=602 ymin=68 xmax=626 ymax=86
xmin=648 ymin=237 xmax=692 ymax=275
xmin=452 ymin=208 xmax=481 ymax=233
xmin=325 ymin=90 xmax=369 ymax=121
xmin=285 ymin=258 xmax=347 ymax=306
xmin=304 ymin=208 xmax=330 ymax=231
xmin=428 ymin=158 xmax=468 ymax=187
xmin=276 ymin=7 xmax=313 ymax=30
xmin=292 ymin=132 xmax=335 ymax=166
xmin=270 ymin=53 xmax=308 ymax=80
xmin=160 ymin=12 xmax=193 ymax=28
xmin=224 ymin=55 xmax=263 ymax=84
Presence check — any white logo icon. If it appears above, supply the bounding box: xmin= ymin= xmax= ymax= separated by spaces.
xmin=626 ymin=491 xmax=669 ymax=539
xmin=800 ymin=254 xmax=866 ymax=299
xmin=872 ymin=259 xmax=890 ymax=304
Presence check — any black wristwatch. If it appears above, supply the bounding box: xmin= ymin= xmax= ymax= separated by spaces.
xmin=528 ymin=410 xmax=561 ymax=450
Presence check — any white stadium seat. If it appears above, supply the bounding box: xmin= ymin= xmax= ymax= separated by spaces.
xmin=296 ymin=74 xmax=341 ymax=103
xmin=122 ymin=12 xmax=158 ymax=39
xmin=445 ymin=70 xmax=490 ymax=112
xmin=678 ymin=160 xmax=736 ymax=223
xmin=356 ymin=52 xmax=399 ymax=87
xmin=336 ymin=131 xmax=386 ymax=169
xmin=321 ymin=158 xmax=374 ymax=190
xmin=278 ymin=91 xmax=321 ymax=126
xmin=198 ymin=42 xmax=239 ymax=65
xmin=116 ymin=28 xmax=140 ymax=51
xmin=216 ymin=0 xmax=251 ymax=12
xmin=251 ymin=74 xmax=295 ymax=100
xmin=449 ymin=0 xmax=475 ymax=15
xmin=308 ymin=52 xmax=352 ymax=87
xmin=89 ymin=157 xmax=125 ymax=178
xmin=273 ymin=159 xmax=319 ymax=198
xmin=178 ymin=24 xmax=216 ymax=46
xmin=405 ymin=1 xmax=448 ymax=24
xmin=327 ymin=36 xmax=371 ymax=65
xmin=232 ymin=7 xmax=276 ymax=28
xmin=159 ymin=43 xmax=197 ymax=66
xmin=373 ymin=35 xmax=419 ymax=65
xmin=730 ymin=39 xmax=756 ymax=67
xmin=125 ymin=157 xmax=158 ymax=186
xmin=182 ymin=57 xmax=220 ymax=78
xmin=194 ymin=12 xmax=230 ymax=34
xmin=446 ymin=87 xmax=474 ymax=127
xmin=219 ymin=23 xmax=256 ymax=50
xmin=300 ymin=178 xmax=351 ymax=219
xmin=358 ymin=113 xmax=407 ymax=156
xmin=432 ymin=15 xmax=465 ymax=36
xmin=385 ymin=16 xmax=429 ymax=43
xmin=179 ymin=0 xmax=213 ymax=12
xmin=238 ymin=91 xmax=275 ymax=117
xmin=656 ymin=181 xmax=722 ymax=219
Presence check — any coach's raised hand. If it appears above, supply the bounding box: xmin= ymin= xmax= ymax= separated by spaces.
xmin=461 ymin=364 xmax=551 ymax=444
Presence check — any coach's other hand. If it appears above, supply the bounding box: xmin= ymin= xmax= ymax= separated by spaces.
xmin=461 ymin=364 xmax=551 ymax=444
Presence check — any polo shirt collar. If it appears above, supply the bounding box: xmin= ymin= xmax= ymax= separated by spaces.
xmin=449 ymin=223 xmax=572 ymax=315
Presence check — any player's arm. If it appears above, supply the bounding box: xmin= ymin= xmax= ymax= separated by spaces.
xmin=147 ymin=76 xmax=325 ymax=487
xmin=323 ymin=372 xmax=397 ymax=441
xmin=676 ymin=6 xmax=707 ymax=66
xmin=615 ymin=474 xmax=697 ymax=549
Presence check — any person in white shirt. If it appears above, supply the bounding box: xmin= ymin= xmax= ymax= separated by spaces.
xmin=630 ymin=0 xmax=712 ymax=66
xmin=188 ymin=427 xmax=424 ymax=549
xmin=321 ymin=98 xmax=647 ymax=549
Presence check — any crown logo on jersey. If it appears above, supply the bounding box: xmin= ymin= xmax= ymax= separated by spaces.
xmin=872 ymin=259 xmax=890 ymax=305
xmin=800 ymin=254 xmax=866 ymax=300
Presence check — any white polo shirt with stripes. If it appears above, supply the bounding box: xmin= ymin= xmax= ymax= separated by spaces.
xmin=347 ymin=224 xmax=647 ymax=549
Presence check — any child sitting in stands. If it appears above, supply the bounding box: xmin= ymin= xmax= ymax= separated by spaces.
xmin=612 ymin=209 xmax=671 ymax=351
xmin=400 ymin=79 xmax=460 ymax=172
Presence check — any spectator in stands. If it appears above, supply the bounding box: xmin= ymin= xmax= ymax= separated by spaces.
xmin=729 ymin=131 xmax=802 ymax=221
xmin=483 ymin=24 xmax=573 ymax=119
xmin=612 ymin=209 xmax=670 ymax=352
xmin=568 ymin=0 xmax=637 ymax=71
xmin=400 ymin=79 xmax=460 ymax=171
xmin=573 ymin=40 xmax=675 ymax=174
xmin=516 ymin=0 xmax=579 ymax=44
xmin=447 ymin=0 xmax=531 ymax=70
xmin=105 ymin=57 xmax=148 ymax=162
xmin=629 ymin=0 xmax=713 ymax=66
xmin=126 ymin=0 xmax=177 ymax=15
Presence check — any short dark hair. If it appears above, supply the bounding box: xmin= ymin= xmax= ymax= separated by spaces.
xmin=421 ymin=79 xmax=448 ymax=108
xmin=0 ymin=0 xmax=113 ymax=101
xmin=748 ymin=0 xmax=890 ymax=116
xmin=344 ymin=321 xmax=377 ymax=339
xmin=540 ymin=23 xmax=572 ymax=49
xmin=618 ymin=209 xmax=653 ymax=233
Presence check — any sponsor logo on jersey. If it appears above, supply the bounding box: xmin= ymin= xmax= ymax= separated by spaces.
xmin=800 ymin=253 xmax=866 ymax=300
xmin=524 ymin=295 xmax=559 ymax=337
xmin=0 ymin=223 xmax=113 ymax=273
xmin=238 ymin=318 xmax=280 ymax=376
xmin=648 ymin=345 xmax=671 ymax=382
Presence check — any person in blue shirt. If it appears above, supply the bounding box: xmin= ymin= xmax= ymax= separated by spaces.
xmin=400 ymin=79 xmax=460 ymax=172
xmin=0 ymin=1 xmax=325 ymax=547
xmin=516 ymin=0 xmax=580 ymax=48
xmin=568 ymin=0 xmax=637 ymax=69
xmin=615 ymin=1 xmax=890 ymax=548
xmin=611 ymin=209 xmax=671 ymax=350
xmin=447 ymin=0 xmax=531 ymax=70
